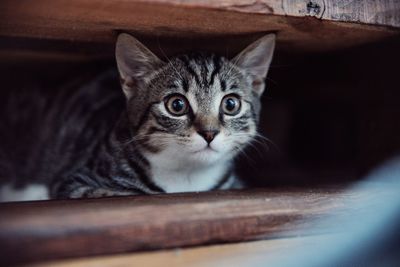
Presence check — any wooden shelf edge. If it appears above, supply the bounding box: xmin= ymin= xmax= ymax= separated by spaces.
xmin=0 ymin=0 xmax=399 ymax=61
xmin=139 ymin=0 xmax=400 ymax=29
xmin=0 ymin=187 xmax=359 ymax=265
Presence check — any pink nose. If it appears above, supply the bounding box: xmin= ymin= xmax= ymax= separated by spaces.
xmin=197 ymin=130 xmax=219 ymax=144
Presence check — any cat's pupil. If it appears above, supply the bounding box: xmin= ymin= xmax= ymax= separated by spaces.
xmin=172 ymin=99 xmax=184 ymax=111
xmin=225 ymin=98 xmax=236 ymax=111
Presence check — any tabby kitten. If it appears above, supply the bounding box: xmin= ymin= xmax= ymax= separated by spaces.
xmin=0 ymin=33 xmax=275 ymax=200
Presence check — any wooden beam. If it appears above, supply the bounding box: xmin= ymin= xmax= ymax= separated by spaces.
xmin=0 ymin=187 xmax=355 ymax=265
xmin=0 ymin=0 xmax=399 ymax=61
xmin=149 ymin=0 xmax=400 ymax=28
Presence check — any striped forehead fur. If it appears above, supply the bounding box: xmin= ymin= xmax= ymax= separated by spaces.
xmin=169 ymin=53 xmax=243 ymax=93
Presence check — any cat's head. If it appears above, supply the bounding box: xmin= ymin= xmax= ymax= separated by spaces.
xmin=115 ymin=34 xmax=275 ymax=165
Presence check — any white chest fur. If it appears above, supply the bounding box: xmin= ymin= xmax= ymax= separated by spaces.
xmin=0 ymin=183 xmax=49 ymax=202
xmin=146 ymin=152 xmax=231 ymax=193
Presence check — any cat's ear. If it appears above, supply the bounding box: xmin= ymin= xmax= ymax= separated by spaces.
xmin=232 ymin=34 xmax=275 ymax=97
xmin=116 ymin=33 xmax=163 ymax=98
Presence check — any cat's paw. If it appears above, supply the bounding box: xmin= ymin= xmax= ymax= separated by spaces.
xmin=89 ymin=188 xmax=133 ymax=198
xmin=70 ymin=187 xmax=134 ymax=199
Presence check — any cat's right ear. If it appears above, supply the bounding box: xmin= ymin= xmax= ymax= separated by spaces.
xmin=232 ymin=34 xmax=275 ymax=97
xmin=116 ymin=34 xmax=163 ymax=99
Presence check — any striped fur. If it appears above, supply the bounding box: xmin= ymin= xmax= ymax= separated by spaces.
xmin=0 ymin=34 xmax=275 ymax=200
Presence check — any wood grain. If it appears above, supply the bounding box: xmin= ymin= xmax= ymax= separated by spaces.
xmin=0 ymin=0 xmax=398 ymax=61
xmin=0 ymin=187 xmax=356 ymax=265
xmin=142 ymin=0 xmax=400 ymax=28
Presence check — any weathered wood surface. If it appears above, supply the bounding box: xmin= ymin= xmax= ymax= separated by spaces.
xmin=0 ymin=188 xmax=353 ymax=265
xmin=151 ymin=0 xmax=400 ymax=28
xmin=0 ymin=0 xmax=399 ymax=61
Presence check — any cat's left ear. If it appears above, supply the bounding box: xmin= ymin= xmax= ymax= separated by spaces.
xmin=232 ymin=34 xmax=275 ymax=97
xmin=116 ymin=33 xmax=164 ymax=99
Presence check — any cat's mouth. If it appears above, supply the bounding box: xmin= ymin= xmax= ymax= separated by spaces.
xmin=193 ymin=146 xmax=218 ymax=154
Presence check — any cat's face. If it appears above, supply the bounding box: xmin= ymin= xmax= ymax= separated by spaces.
xmin=130 ymin=55 xmax=258 ymax=165
xmin=116 ymin=34 xmax=275 ymax=165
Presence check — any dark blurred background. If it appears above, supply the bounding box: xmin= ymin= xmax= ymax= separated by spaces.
xmin=240 ymin=36 xmax=400 ymax=187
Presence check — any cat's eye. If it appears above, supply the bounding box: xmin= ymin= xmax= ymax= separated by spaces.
xmin=165 ymin=94 xmax=189 ymax=116
xmin=221 ymin=94 xmax=241 ymax=116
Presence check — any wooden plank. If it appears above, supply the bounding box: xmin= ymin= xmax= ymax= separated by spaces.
xmin=284 ymin=0 xmax=400 ymax=28
xmin=150 ymin=0 xmax=400 ymax=28
xmin=0 ymin=0 xmax=398 ymax=61
xmin=0 ymin=188 xmax=353 ymax=265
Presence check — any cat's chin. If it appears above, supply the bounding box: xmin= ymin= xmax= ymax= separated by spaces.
xmin=189 ymin=147 xmax=225 ymax=164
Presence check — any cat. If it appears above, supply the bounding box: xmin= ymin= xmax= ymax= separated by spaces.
xmin=0 ymin=33 xmax=275 ymax=201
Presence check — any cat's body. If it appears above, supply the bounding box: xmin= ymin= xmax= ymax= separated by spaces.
xmin=0 ymin=71 xmax=124 ymax=200
xmin=0 ymin=34 xmax=275 ymax=201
